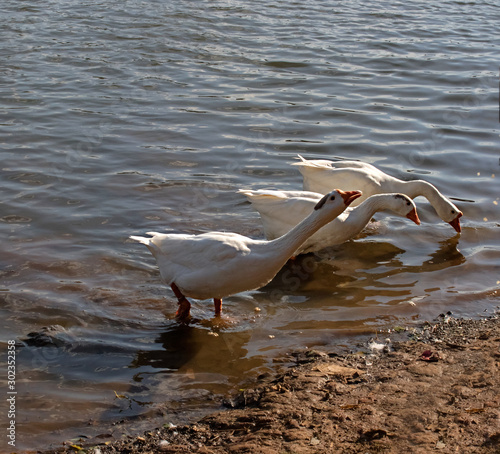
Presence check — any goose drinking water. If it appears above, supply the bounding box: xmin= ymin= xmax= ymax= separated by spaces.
xmin=293 ymin=155 xmax=463 ymax=232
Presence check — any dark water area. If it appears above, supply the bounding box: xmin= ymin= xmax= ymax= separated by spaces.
xmin=1 ymin=0 xmax=499 ymax=450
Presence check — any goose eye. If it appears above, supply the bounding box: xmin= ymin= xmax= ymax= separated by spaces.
xmin=407 ymin=201 xmax=411 ymax=206
xmin=451 ymin=210 xmax=456 ymax=215
xmin=330 ymin=195 xmax=335 ymax=201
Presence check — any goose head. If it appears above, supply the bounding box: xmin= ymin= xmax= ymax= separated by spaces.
xmin=392 ymin=194 xmax=421 ymax=225
xmin=448 ymin=212 xmax=462 ymax=233
xmin=314 ymin=189 xmax=362 ymax=212
xmin=434 ymin=199 xmax=463 ymax=233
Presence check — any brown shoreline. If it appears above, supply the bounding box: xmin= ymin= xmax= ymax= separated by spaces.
xmin=41 ymin=313 xmax=500 ymax=454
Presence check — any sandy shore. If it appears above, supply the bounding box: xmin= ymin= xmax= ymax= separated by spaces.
xmin=41 ymin=313 xmax=500 ymax=454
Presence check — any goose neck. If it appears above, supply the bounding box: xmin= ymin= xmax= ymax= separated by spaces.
xmin=269 ymin=211 xmax=329 ymax=259
xmin=349 ymin=195 xmax=388 ymax=221
xmin=402 ymin=179 xmax=439 ymax=201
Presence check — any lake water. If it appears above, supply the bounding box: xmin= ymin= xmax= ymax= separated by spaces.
xmin=1 ymin=0 xmax=499 ymax=450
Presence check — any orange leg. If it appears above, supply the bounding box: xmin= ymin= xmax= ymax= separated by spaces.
xmin=170 ymin=283 xmax=191 ymax=320
xmin=214 ymin=298 xmax=222 ymax=317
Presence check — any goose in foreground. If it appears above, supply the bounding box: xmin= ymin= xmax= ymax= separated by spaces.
xmin=292 ymin=155 xmax=463 ymax=232
xmin=130 ymin=189 xmax=362 ymax=319
xmin=239 ymin=190 xmax=420 ymax=255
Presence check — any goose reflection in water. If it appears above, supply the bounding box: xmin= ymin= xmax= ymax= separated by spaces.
xmin=130 ymin=323 xmax=264 ymax=388
xmin=259 ymin=236 xmax=465 ymax=308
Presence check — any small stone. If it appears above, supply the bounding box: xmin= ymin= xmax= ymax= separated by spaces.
xmin=310 ymin=437 xmax=320 ymax=445
xmin=158 ymin=440 xmax=170 ymax=451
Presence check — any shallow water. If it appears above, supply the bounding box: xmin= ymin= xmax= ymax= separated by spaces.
xmin=1 ymin=0 xmax=499 ymax=450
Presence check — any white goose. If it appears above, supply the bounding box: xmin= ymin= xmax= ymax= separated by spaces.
xmin=293 ymin=155 xmax=463 ymax=232
xmin=239 ymin=190 xmax=420 ymax=255
xmin=130 ymin=189 xmax=362 ymax=319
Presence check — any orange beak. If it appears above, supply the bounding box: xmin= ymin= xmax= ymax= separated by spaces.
xmin=338 ymin=189 xmax=362 ymax=206
xmin=448 ymin=212 xmax=463 ymax=233
xmin=406 ymin=207 xmax=421 ymax=225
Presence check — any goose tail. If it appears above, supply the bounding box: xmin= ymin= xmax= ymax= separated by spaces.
xmin=239 ymin=189 xmax=287 ymax=202
xmin=129 ymin=235 xmax=151 ymax=245
xmin=130 ymin=232 xmax=162 ymax=248
xmin=291 ymin=154 xmax=308 ymax=166
xmin=291 ymin=154 xmax=325 ymax=168
xmin=237 ymin=189 xmax=255 ymax=197
xmin=130 ymin=233 xmax=164 ymax=257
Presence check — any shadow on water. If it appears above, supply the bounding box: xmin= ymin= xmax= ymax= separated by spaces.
xmin=94 ymin=321 xmax=268 ymax=430
xmin=130 ymin=321 xmax=264 ymax=378
xmin=131 ymin=324 xmax=205 ymax=371
xmin=261 ymin=236 xmax=466 ymax=313
xmin=263 ymin=240 xmax=406 ymax=295
xmin=420 ymin=235 xmax=465 ymax=270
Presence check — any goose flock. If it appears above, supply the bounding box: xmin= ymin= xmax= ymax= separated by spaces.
xmin=130 ymin=156 xmax=463 ymax=320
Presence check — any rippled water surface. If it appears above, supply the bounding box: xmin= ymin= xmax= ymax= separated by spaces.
xmin=1 ymin=0 xmax=499 ymax=450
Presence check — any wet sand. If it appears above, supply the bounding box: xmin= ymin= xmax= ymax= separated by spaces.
xmin=41 ymin=313 xmax=500 ymax=454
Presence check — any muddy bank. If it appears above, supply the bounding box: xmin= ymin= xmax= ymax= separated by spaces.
xmin=42 ymin=314 xmax=500 ymax=454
